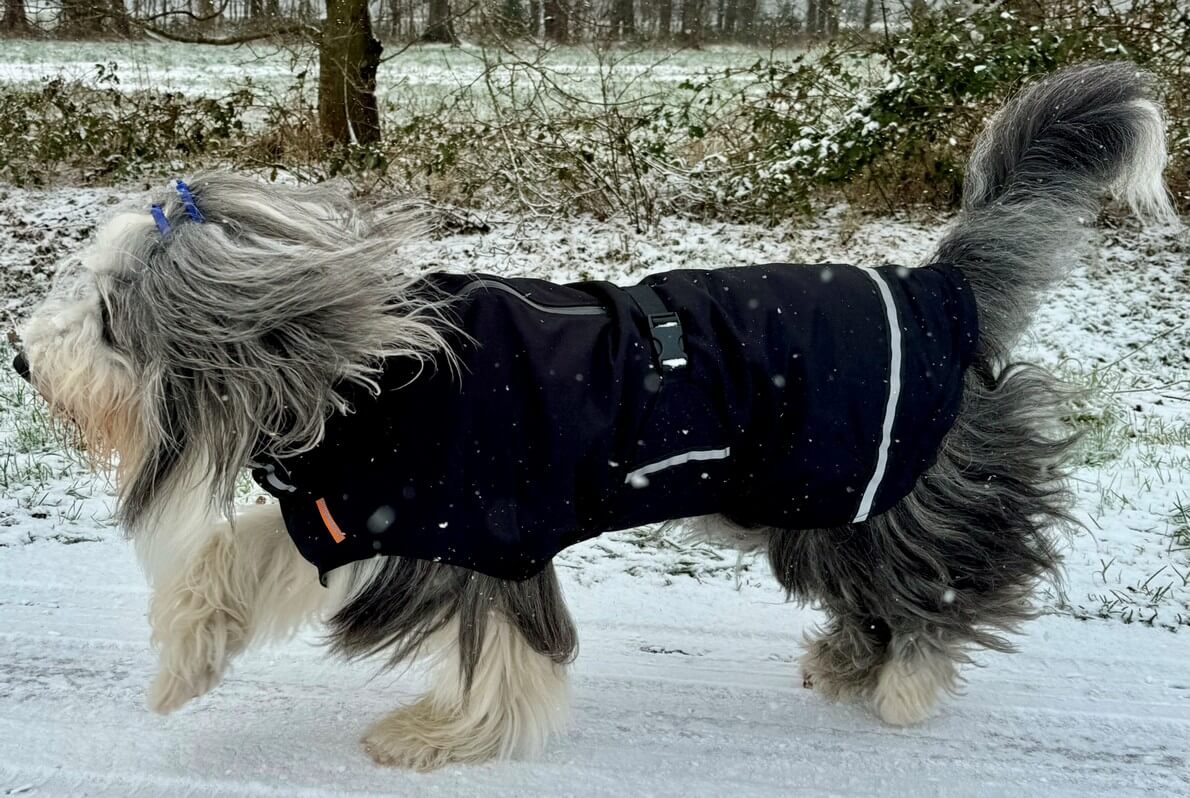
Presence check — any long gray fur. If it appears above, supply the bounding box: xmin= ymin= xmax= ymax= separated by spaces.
xmin=750 ymin=61 xmax=1174 ymax=697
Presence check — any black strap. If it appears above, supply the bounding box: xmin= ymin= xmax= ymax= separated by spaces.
xmin=625 ymin=283 xmax=687 ymax=371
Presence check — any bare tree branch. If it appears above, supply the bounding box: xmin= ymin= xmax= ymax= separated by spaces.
xmin=140 ymin=21 xmax=319 ymax=46
xmin=136 ymin=0 xmax=232 ymax=25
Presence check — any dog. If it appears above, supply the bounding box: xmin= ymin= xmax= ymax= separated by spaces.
xmin=11 ymin=62 xmax=1176 ymax=769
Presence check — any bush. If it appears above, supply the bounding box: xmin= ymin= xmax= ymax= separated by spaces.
xmin=0 ymin=62 xmax=253 ymax=186
xmin=689 ymin=0 xmax=1189 ymax=218
xmin=373 ymin=0 xmax=1187 ymax=222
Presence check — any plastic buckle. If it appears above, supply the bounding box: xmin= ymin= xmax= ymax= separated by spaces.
xmin=648 ymin=312 xmax=687 ymax=370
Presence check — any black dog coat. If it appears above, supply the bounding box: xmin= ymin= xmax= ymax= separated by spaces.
xmin=252 ymin=263 xmax=979 ymax=583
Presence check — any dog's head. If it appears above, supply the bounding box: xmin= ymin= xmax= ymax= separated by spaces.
xmin=14 ymin=173 xmax=450 ymax=533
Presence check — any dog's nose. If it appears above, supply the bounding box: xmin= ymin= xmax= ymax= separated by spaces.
xmin=12 ymin=351 xmax=30 ymax=382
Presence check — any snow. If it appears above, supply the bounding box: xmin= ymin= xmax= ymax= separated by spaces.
xmin=2 ymin=182 xmax=1188 ymax=795
xmin=2 ymin=541 xmax=1188 ymax=796
xmin=0 ymin=41 xmax=796 ymax=123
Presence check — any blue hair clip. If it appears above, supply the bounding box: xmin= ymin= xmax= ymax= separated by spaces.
xmin=175 ymin=179 xmax=204 ymax=223
xmin=150 ymin=204 xmax=171 ymax=236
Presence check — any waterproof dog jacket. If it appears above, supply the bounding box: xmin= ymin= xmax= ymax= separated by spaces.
xmin=251 ymin=263 xmax=979 ymax=583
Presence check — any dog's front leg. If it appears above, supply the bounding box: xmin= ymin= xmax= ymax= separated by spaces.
xmin=147 ymin=502 xmax=323 ymax=714
xmin=361 ymin=574 xmax=574 ymax=770
xmin=363 ymin=615 xmax=570 ymax=770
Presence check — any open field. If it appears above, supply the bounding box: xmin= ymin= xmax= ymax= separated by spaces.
xmin=0 ymin=39 xmax=809 ymax=121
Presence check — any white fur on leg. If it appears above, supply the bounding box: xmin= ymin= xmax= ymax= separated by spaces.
xmin=871 ymin=642 xmax=958 ymax=726
xmin=147 ymin=502 xmax=326 ymax=714
xmin=362 ymin=614 xmax=570 ymax=770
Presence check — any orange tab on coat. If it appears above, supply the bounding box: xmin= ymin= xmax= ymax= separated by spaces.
xmin=315 ymin=498 xmax=347 ymax=544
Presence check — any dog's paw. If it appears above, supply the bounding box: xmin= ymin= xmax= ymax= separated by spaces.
xmin=146 ymin=538 xmax=250 ymax=715
xmin=147 ymin=661 xmax=224 ymax=715
xmin=362 ymin=700 xmax=499 ymax=771
xmin=147 ymin=592 xmax=246 ymax=714
xmin=872 ymin=653 xmax=956 ymax=726
xmin=145 ymin=616 xmax=241 ymax=715
xmin=800 ymin=639 xmax=876 ymax=702
xmin=145 ymin=613 xmax=241 ymax=715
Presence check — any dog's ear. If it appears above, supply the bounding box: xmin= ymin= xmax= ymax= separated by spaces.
xmin=119 ymin=362 xmax=192 ymax=529
xmin=105 ymin=174 xmax=453 ymax=528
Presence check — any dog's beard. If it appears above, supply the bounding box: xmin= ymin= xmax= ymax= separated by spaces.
xmin=48 ymin=389 xmax=144 ymax=480
xmin=19 ymin=289 xmax=147 ymax=483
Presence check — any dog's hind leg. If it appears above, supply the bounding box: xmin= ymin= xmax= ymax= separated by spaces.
xmin=764 ymin=520 xmax=983 ymax=723
xmin=346 ymin=564 xmax=576 ymax=770
xmin=361 ymin=612 xmax=571 ymax=770
xmin=685 ymin=514 xmax=895 ymax=699
xmin=764 ymin=365 xmax=1072 ymax=725
xmin=147 ymin=501 xmax=325 ymax=714
xmin=686 ymin=515 xmax=895 ymax=700
xmin=762 ymin=526 xmax=896 ymax=701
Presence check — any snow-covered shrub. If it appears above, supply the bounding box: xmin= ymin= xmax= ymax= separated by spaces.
xmin=0 ymin=62 xmax=253 ymax=186
xmin=692 ymin=0 xmax=1188 ymax=217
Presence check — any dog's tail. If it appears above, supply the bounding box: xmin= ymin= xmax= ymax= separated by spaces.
xmin=932 ymin=61 xmax=1176 ymax=360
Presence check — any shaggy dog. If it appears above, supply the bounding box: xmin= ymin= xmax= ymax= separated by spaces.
xmin=11 ymin=63 xmax=1176 ymax=769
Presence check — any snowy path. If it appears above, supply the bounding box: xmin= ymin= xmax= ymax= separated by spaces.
xmin=1 ymin=540 xmax=1186 ymax=798
xmin=2 ymin=187 xmax=1187 ymax=795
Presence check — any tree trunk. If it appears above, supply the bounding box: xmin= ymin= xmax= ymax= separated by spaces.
xmin=612 ymin=0 xmax=634 ymax=37
xmin=543 ymin=0 xmax=567 ymax=42
xmin=387 ymin=0 xmax=400 ymax=35
xmin=657 ymin=0 xmax=672 ymax=38
xmin=734 ymin=0 xmax=754 ymax=38
xmin=861 ymin=0 xmax=875 ymax=30
xmin=496 ymin=0 xmax=526 ymax=35
xmin=195 ymin=0 xmax=217 ymax=30
xmin=60 ymin=0 xmax=105 ymax=34
xmin=680 ymin=0 xmax=703 ymax=44
xmin=422 ymin=0 xmax=456 ymax=42
xmin=109 ymin=0 xmax=130 ymax=33
xmin=722 ymin=0 xmax=736 ymax=36
xmin=2 ymin=0 xmax=29 ymax=32
xmin=319 ymin=0 xmax=383 ymax=147
xmin=529 ymin=0 xmax=541 ymax=35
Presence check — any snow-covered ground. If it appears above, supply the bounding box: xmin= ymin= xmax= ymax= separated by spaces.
xmin=0 ymin=40 xmax=794 ymax=121
xmin=1 ymin=183 xmax=1187 ymax=796
xmin=2 ymin=540 xmax=1186 ymax=797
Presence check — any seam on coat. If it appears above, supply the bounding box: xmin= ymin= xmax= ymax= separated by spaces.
xmin=457 ymin=278 xmax=609 ymax=316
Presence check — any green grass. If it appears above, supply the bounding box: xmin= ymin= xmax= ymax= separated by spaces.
xmin=0 ymin=339 xmax=118 ymax=537
xmin=1170 ymin=497 xmax=1190 ymax=553
xmin=0 ymin=340 xmax=88 ymax=491
xmin=1059 ymin=358 xmax=1190 ymax=470
xmin=0 ymin=341 xmax=60 ymax=485
xmin=1053 ymin=353 xmax=1190 ymax=628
